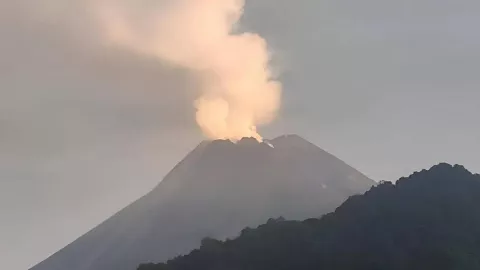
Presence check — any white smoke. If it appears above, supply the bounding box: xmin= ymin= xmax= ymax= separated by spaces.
xmin=95 ymin=0 xmax=282 ymax=141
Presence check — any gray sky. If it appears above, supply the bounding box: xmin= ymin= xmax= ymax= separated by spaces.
xmin=1 ymin=0 xmax=480 ymax=269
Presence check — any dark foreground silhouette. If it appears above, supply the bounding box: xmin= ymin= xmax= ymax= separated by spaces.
xmin=139 ymin=163 xmax=480 ymax=270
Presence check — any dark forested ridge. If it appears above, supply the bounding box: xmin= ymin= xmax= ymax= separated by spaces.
xmin=139 ymin=163 xmax=480 ymax=270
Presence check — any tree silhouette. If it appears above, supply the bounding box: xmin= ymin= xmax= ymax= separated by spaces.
xmin=139 ymin=163 xmax=480 ymax=270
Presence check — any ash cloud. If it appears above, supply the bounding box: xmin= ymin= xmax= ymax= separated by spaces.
xmin=96 ymin=0 xmax=282 ymax=141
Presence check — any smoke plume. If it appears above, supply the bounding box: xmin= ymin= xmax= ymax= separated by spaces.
xmin=96 ymin=0 xmax=282 ymax=141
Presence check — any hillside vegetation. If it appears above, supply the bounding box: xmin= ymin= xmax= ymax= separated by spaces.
xmin=139 ymin=164 xmax=480 ymax=270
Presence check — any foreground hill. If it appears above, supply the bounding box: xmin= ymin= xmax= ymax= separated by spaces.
xmin=31 ymin=135 xmax=373 ymax=270
xmin=140 ymin=163 xmax=480 ymax=270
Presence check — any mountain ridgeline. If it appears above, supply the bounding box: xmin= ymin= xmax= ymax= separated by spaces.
xmin=30 ymin=135 xmax=374 ymax=270
xmin=140 ymin=163 xmax=480 ymax=270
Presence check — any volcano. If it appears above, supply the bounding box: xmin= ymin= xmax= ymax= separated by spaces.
xmin=30 ymin=135 xmax=375 ymax=270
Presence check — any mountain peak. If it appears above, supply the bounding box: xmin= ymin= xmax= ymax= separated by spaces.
xmin=272 ymin=134 xmax=309 ymax=143
xmin=397 ymin=163 xmax=474 ymax=186
xmin=270 ymin=134 xmax=319 ymax=150
xmin=273 ymin=134 xmax=305 ymax=140
xmin=203 ymin=137 xmax=272 ymax=155
xmin=202 ymin=134 xmax=311 ymax=150
xmin=30 ymin=134 xmax=374 ymax=270
xmin=237 ymin=137 xmax=261 ymax=146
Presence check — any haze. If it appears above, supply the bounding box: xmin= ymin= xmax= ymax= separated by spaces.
xmin=1 ymin=0 xmax=480 ymax=270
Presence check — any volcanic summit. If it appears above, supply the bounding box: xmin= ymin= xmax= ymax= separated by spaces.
xmin=31 ymin=135 xmax=375 ymax=270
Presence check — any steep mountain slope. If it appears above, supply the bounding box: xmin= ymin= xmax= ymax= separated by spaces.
xmin=30 ymin=135 xmax=374 ymax=270
xmin=140 ymin=163 xmax=480 ymax=270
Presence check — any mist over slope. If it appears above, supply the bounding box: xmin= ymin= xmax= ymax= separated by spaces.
xmin=30 ymin=135 xmax=373 ymax=270
xmin=140 ymin=163 xmax=480 ymax=270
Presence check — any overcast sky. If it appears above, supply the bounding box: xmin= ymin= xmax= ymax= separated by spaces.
xmin=1 ymin=0 xmax=480 ymax=269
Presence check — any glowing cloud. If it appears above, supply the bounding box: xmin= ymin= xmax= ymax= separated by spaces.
xmin=96 ymin=0 xmax=281 ymax=141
